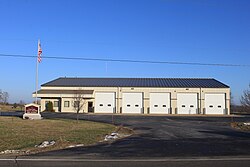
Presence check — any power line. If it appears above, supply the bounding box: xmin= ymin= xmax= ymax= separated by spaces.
xmin=0 ymin=53 xmax=249 ymax=67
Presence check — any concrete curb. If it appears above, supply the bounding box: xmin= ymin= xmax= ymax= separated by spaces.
xmin=1 ymin=155 xmax=250 ymax=161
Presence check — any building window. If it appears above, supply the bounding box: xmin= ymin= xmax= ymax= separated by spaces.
xmin=54 ymin=101 xmax=59 ymax=107
xmin=162 ymin=105 xmax=166 ymax=107
xmin=107 ymin=104 xmax=111 ymax=107
xmin=64 ymin=101 xmax=70 ymax=107
xmin=99 ymin=104 xmax=103 ymax=106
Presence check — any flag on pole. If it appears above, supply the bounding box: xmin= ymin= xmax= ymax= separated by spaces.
xmin=38 ymin=40 xmax=42 ymax=63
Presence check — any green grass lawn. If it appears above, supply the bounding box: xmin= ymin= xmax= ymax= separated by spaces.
xmin=0 ymin=117 xmax=116 ymax=153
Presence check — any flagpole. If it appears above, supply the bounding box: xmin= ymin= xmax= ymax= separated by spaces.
xmin=35 ymin=40 xmax=39 ymax=104
xmin=35 ymin=55 xmax=38 ymax=104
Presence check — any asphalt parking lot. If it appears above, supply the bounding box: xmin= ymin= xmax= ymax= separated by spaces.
xmin=25 ymin=112 xmax=250 ymax=158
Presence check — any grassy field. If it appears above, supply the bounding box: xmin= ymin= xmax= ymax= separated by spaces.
xmin=0 ymin=104 xmax=24 ymax=111
xmin=0 ymin=117 xmax=116 ymax=154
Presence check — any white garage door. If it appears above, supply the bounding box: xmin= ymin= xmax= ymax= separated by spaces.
xmin=122 ymin=93 xmax=143 ymax=114
xmin=95 ymin=92 xmax=115 ymax=113
xmin=150 ymin=93 xmax=170 ymax=114
xmin=205 ymin=93 xmax=225 ymax=115
xmin=177 ymin=93 xmax=198 ymax=114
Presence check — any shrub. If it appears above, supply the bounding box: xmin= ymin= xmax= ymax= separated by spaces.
xmin=46 ymin=101 xmax=55 ymax=112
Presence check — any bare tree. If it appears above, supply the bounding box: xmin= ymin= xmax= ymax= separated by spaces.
xmin=19 ymin=100 xmax=25 ymax=111
xmin=240 ymin=84 xmax=250 ymax=112
xmin=3 ymin=92 xmax=9 ymax=104
xmin=19 ymin=100 xmax=25 ymax=105
xmin=0 ymin=89 xmax=2 ymax=103
xmin=0 ymin=90 xmax=9 ymax=104
xmin=230 ymin=92 xmax=234 ymax=105
xmin=72 ymin=90 xmax=86 ymax=121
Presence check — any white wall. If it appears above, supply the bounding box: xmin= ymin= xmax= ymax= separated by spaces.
xmin=38 ymin=86 xmax=230 ymax=115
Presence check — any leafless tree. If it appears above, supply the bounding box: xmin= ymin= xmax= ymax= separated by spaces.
xmin=0 ymin=90 xmax=9 ymax=104
xmin=0 ymin=89 xmax=2 ymax=103
xmin=19 ymin=100 xmax=25 ymax=105
xmin=72 ymin=90 xmax=86 ymax=121
xmin=3 ymin=92 xmax=9 ymax=104
xmin=240 ymin=84 xmax=250 ymax=113
xmin=19 ymin=100 xmax=25 ymax=111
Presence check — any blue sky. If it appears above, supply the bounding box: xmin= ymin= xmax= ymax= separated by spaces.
xmin=0 ymin=0 xmax=249 ymax=104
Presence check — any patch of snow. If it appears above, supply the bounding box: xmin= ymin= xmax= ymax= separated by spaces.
xmin=111 ymin=132 xmax=118 ymax=136
xmin=35 ymin=140 xmax=56 ymax=148
xmin=0 ymin=150 xmax=30 ymax=155
xmin=67 ymin=144 xmax=84 ymax=148
xmin=104 ymin=132 xmax=120 ymax=141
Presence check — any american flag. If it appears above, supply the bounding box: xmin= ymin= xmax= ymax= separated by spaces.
xmin=38 ymin=40 xmax=42 ymax=63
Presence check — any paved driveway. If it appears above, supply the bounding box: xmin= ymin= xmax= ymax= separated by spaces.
xmin=25 ymin=112 xmax=250 ymax=158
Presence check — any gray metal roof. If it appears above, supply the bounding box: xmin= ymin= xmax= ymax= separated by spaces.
xmin=41 ymin=77 xmax=229 ymax=88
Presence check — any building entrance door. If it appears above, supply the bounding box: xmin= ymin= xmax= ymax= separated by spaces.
xmin=88 ymin=102 xmax=94 ymax=113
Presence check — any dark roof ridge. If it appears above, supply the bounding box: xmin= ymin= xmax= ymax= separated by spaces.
xmin=57 ymin=77 xmax=215 ymax=80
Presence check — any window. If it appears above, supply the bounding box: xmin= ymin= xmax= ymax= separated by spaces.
xmin=209 ymin=105 xmax=213 ymax=108
xmin=218 ymin=105 xmax=222 ymax=108
xmin=182 ymin=105 xmax=185 ymax=108
xmin=64 ymin=101 xmax=70 ymax=107
xmin=99 ymin=104 xmax=103 ymax=106
xmin=107 ymin=104 xmax=111 ymax=107
xmin=54 ymin=101 xmax=59 ymax=107
xmin=162 ymin=105 xmax=166 ymax=107
xmin=154 ymin=105 xmax=158 ymax=107
xmin=190 ymin=105 xmax=194 ymax=108
xmin=135 ymin=104 xmax=139 ymax=107
xmin=127 ymin=104 xmax=131 ymax=107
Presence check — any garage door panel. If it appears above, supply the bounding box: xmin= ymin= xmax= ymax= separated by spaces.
xmin=150 ymin=93 xmax=170 ymax=114
xmin=122 ymin=93 xmax=143 ymax=114
xmin=205 ymin=94 xmax=225 ymax=114
xmin=177 ymin=93 xmax=198 ymax=114
xmin=95 ymin=92 xmax=115 ymax=113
